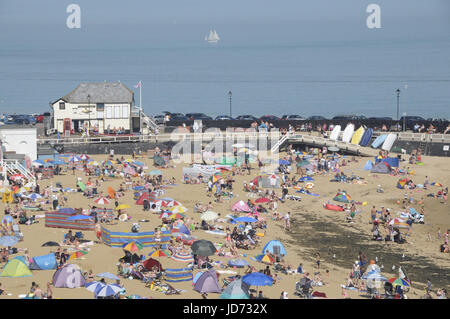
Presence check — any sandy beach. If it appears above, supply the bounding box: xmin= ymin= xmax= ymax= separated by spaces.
xmin=0 ymin=151 xmax=448 ymax=299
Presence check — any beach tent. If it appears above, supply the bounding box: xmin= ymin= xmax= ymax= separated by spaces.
xmin=153 ymin=154 xmax=166 ymax=167
xmin=255 ymin=254 xmax=275 ymax=264
xmin=261 ymin=240 xmax=287 ymax=256
xmin=397 ymin=178 xmax=411 ymax=189
xmin=28 ymin=253 xmax=57 ymax=270
xmin=363 ymin=160 xmax=373 ymax=171
xmin=370 ymin=161 xmax=391 ymax=174
xmin=333 ymin=192 xmax=351 ymax=203
xmin=0 ymin=259 xmax=32 ymax=278
xmin=143 ymin=258 xmax=163 ymax=271
xmin=52 ymin=264 xmax=86 ymax=288
xmin=193 ymin=270 xmax=222 ymax=293
xmin=164 ymin=267 xmax=193 ymax=283
xmin=258 ymin=174 xmax=280 ymax=188
xmin=220 ymin=278 xmax=250 ymax=299
xmin=232 ymin=200 xmax=252 ymax=212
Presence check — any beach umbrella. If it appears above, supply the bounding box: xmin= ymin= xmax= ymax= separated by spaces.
xmin=122 ymin=241 xmax=143 ymax=252
xmin=170 ymin=251 xmax=194 ymax=263
xmin=220 ymin=278 xmax=250 ymax=299
xmin=242 ymin=273 xmax=273 ymax=287
xmin=10 ymin=174 xmax=25 ymax=181
xmin=95 ymin=284 xmax=123 ymax=297
xmin=169 ymin=213 xmax=186 ymax=220
xmin=279 ymin=159 xmax=290 ymax=165
xmin=96 ymin=272 xmax=121 ymax=281
xmin=115 ymin=204 xmax=130 ymax=210
xmin=148 ymin=169 xmax=162 ymax=176
xmin=168 ymin=206 xmax=187 ymax=213
xmin=165 ymin=200 xmax=181 ymax=207
xmin=66 ymin=215 xmax=92 ymax=221
xmin=255 ymin=197 xmax=270 ymax=204
xmin=191 ymin=240 xmax=217 ymax=257
xmin=200 ymin=211 xmax=219 ymax=222
xmin=228 ymin=259 xmax=250 ymax=268
xmin=68 ymin=250 xmax=88 ymax=261
xmin=80 ymin=154 xmax=90 ymax=160
xmin=388 ymin=278 xmax=410 ymax=287
xmin=0 ymin=236 xmax=19 ymax=247
xmin=94 ymin=197 xmax=110 ymax=205
xmin=51 ymin=159 xmax=67 ymax=165
xmin=41 ymin=241 xmax=60 ymax=247
xmin=27 ymin=193 xmax=42 ymax=200
xmin=33 ymin=159 xmax=45 ymax=166
xmin=388 ymin=218 xmax=410 ymax=229
xmin=233 ymin=216 xmax=257 ymax=223
xmin=85 ymin=281 xmax=106 ymax=293
xmin=69 ymin=156 xmax=82 ymax=163
xmin=88 ymin=161 xmax=100 ymax=166
xmin=159 ymin=211 xmax=173 ymax=219
xmin=132 ymin=160 xmax=145 ymax=167
xmin=232 ymin=143 xmax=245 ymax=148
xmin=148 ymin=250 xmax=169 ymax=258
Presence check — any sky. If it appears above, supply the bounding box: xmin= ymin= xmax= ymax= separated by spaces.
xmin=0 ymin=1 xmax=449 ymax=117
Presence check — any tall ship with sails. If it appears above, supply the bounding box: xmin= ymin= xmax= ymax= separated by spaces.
xmin=205 ymin=30 xmax=220 ymax=43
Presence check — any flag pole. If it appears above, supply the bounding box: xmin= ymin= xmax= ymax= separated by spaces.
xmin=139 ymin=81 xmax=142 ymax=135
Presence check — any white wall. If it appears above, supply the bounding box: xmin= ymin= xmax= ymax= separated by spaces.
xmin=0 ymin=127 xmax=37 ymax=160
xmin=52 ymin=99 xmax=131 ymax=133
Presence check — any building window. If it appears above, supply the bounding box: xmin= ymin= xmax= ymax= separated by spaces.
xmin=97 ymin=103 xmax=104 ymax=111
xmin=59 ymin=102 xmax=65 ymax=110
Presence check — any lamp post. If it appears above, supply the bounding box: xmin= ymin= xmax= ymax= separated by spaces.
xmin=396 ymin=88 xmax=401 ymax=121
xmin=228 ymin=90 xmax=232 ymax=118
xmin=87 ymin=94 xmax=91 ymax=136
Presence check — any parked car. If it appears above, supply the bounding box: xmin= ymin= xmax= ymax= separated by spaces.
xmin=169 ymin=112 xmax=185 ymax=118
xmin=153 ymin=115 xmax=165 ymax=125
xmin=168 ymin=115 xmax=190 ymax=121
xmin=33 ymin=114 xmax=44 ymax=123
xmin=185 ymin=113 xmax=212 ymax=120
xmin=308 ymin=115 xmax=327 ymax=121
xmin=368 ymin=117 xmax=393 ymax=121
xmin=259 ymin=115 xmax=280 ymax=121
xmin=215 ymin=115 xmax=233 ymax=120
xmin=236 ymin=115 xmax=258 ymax=121
xmin=285 ymin=115 xmax=306 ymax=121
xmin=332 ymin=115 xmax=366 ymax=121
